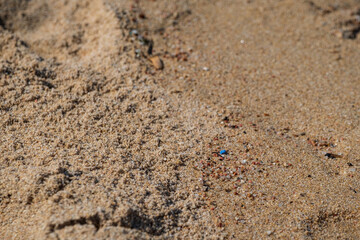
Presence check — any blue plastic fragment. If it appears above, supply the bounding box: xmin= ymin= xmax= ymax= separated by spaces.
xmin=220 ymin=150 xmax=227 ymax=155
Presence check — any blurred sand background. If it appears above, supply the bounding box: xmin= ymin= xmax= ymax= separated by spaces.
xmin=1 ymin=0 xmax=360 ymax=239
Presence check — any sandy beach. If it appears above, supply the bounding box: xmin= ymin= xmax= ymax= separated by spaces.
xmin=1 ymin=0 xmax=360 ymax=239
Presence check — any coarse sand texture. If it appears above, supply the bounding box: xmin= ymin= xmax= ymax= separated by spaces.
xmin=1 ymin=0 xmax=360 ymax=239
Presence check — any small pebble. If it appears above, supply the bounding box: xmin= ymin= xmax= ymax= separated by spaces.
xmin=203 ymin=67 xmax=209 ymax=71
xmin=150 ymin=56 xmax=164 ymax=70
xmin=130 ymin=29 xmax=138 ymax=36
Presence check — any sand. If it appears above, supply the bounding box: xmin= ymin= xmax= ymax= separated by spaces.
xmin=1 ymin=0 xmax=360 ymax=239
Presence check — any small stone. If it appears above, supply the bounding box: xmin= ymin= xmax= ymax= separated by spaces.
xmin=266 ymin=230 xmax=274 ymax=236
xmin=150 ymin=56 xmax=164 ymax=70
xmin=130 ymin=29 xmax=138 ymax=36
xmin=334 ymin=30 xmax=343 ymax=38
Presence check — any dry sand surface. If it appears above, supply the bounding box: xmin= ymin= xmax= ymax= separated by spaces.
xmin=1 ymin=0 xmax=360 ymax=239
